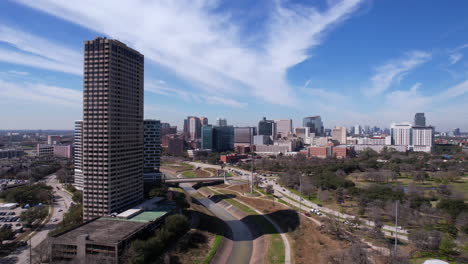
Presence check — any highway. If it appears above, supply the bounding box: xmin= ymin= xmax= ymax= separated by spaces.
xmin=3 ymin=174 xmax=73 ymax=264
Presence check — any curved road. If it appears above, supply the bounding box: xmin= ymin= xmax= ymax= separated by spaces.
xmin=3 ymin=174 xmax=73 ymax=264
xmin=164 ymin=169 xmax=253 ymax=264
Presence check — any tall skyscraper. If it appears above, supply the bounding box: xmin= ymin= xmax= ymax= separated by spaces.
xmin=414 ymin=113 xmax=426 ymax=127
xmin=303 ymin=116 xmax=324 ymax=136
xmin=183 ymin=116 xmax=202 ymax=141
xmin=200 ymin=117 xmax=209 ymax=126
xmin=214 ymin=126 xmax=235 ymax=152
xmin=354 ymin=125 xmax=361 ymax=135
xmin=143 ymin=120 xmax=161 ymax=183
xmin=258 ymin=117 xmax=276 ymax=139
xmin=331 ymin=126 xmax=347 ymax=144
xmin=275 ymin=119 xmax=293 ymax=138
xmin=390 ymin=122 xmax=412 ymax=145
xmin=216 ymin=118 xmax=227 ymax=127
xmin=74 ymin=120 xmax=83 ymax=190
xmin=201 ymin=125 xmax=214 ymax=149
xmin=82 ymin=37 xmax=144 ymax=220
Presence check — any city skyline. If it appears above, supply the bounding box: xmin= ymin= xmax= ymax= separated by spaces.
xmin=1 ymin=0 xmax=468 ymax=131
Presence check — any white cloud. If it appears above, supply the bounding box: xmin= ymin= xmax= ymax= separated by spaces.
xmin=8 ymin=70 xmax=29 ymax=76
xmin=449 ymin=53 xmax=463 ymax=65
xmin=14 ymin=0 xmax=364 ymax=106
xmin=0 ymin=25 xmax=82 ymax=75
xmin=366 ymin=51 xmax=431 ymax=96
xmin=0 ymin=78 xmax=82 ymax=107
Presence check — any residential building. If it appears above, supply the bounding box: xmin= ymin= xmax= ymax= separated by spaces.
xmin=74 ymin=120 xmax=83 ymax=190
xmin=275 ymin=119 xmax=293 ymax=138
xmin=258 ymin=117 xmax=276 ymax=139
xmin=331 ymin=126 xmax=347 ymax=144
xmin=216 ymin=118 xmax=227 ymax=127
xmin=414 ymin=113 xmax=426 ymax=127
xmin=143 ymin=120 xmax=161 ymax=183
xmin=82 ymin=37 xmax=144 ymax=220
xmin=303 ymin=116 xmax=324 ymax=136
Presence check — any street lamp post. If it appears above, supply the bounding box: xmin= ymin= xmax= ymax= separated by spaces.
xmin=250 ymin=155 xmax=254 ymax=194
xmin=299 ymin=174 xmax=303 ymax=213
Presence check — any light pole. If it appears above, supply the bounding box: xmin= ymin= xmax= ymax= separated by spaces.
xmin=394 ymin=200 xmax=399 ymax=254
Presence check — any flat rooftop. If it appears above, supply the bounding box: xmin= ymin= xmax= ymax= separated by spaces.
xmin=54 ymin=219 xmax=146 ymax=245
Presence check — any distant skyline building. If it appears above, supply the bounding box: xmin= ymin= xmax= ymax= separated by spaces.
xmin=201 ymin=125 xmax=214 ymax=150
xmin=216 ymin=118 xmax=227 ymax=127
xmin=143 ymin=120 xmax=161 ymax=183
xmin=82 ymin=37 xmax=144 ymax=220
xmin=414 ymin=113 xmax=426 ymax=127
xmin=354 ymin=125 xmax=361 ymax=135
xmin=200 ymin=117 xmax=209 ymax=126
xmin=331 ymin=126 xmax=347 ymax=144
xmin=234 ymin=127 xmax=255 ymax=145
xmin=275 ymin=119 xmax=293 ymax=138
xmin=412 ymin=126 xmax=434 ymax=152
xmin=294 ymin=127 xmax=310 ymax=139
xmin=183 ymin=116 xmax=202 ymax=141
xmin=303 ymin=116 xmax=324 ymax=136
xmin=258 ymin=117 xmax=276 ymax=139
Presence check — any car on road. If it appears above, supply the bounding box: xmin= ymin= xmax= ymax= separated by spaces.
xmin=52 ymin=218 xmax=58 ymax=222
xmin=304 ymin=212 xmax=311 ymax=217
xmin=58 ymin=209 xmax=63 ymax=212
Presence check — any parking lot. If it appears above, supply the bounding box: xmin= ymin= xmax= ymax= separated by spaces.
xmin=0 ymin=206 xmax=27 ymax=234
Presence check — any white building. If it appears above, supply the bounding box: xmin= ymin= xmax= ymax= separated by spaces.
xmin=391 ymin=122 xmax=412 ymax=146
xmin=411 ymin=126 xmax=434 ymax=152
xmin=294 ymin=127 xmax=310 ymax=139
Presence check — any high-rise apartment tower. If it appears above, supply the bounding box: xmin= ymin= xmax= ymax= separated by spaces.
xmin=82 ymin=37 xmax=144 ymax=220
xmin=74 ymin=120 xmax=83 ymax=190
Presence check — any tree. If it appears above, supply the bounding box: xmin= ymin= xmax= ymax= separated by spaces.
xmin=149 ymin=186 xmax=168 ymax=198
xmin=0 ymin=227 xmax=15 ymax=244
xmin=437 ymin=199 xmax=468 ymax=221
xmin=335 ymin=187 xmax=345 ymax=205
xmin=439 ymin=234 xmax=457 ymax=257
xmin=409 ymin=229 xmax=442 ymax=251
xmin=265 ymin=184 xmax=274 ymax=196
xmin=412 ymin=171 xmax=428 ymax=183
xmin=21 ymin=206 xmax=48 ymax=227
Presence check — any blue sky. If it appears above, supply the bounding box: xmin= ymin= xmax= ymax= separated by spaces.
xmin=0 ymin=0 xmax=467 ymax=131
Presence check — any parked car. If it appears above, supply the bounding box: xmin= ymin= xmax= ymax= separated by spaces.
xmin=52 ymin=218 xmax=58 ymax=222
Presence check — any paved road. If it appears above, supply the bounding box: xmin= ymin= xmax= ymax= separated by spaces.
xmin=165 ymin=168 xmax=253 ymax=264
xmin=180 ymin=183 xmax=253 ymax=264
xmin=3 ymin=174 xmax=73 ymax=264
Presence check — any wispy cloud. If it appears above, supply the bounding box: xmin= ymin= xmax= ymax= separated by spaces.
xmin=366 ymin=51 xmax=431 ymax=96
xmin=0 ymin=25 xmax=82 ymax=75
xmin=449 ymin=53 xmax=463 ymax=65
xmin=0 ymin=77 xmax=82 ymax=107
xmin=14 ymin=0 xmax=364 ymax=106
xmin=145 ymin=80 xmax=246 ymax=108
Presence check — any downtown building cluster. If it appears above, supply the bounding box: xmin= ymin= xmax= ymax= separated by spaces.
xmin=177 ymin=113 xmax=436 ymax=160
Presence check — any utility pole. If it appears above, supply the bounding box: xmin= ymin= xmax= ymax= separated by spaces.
xmin=394 ymin=200 xmax=398 ymax=254
xmin=29 ymin=236 xmax=32 ymax=264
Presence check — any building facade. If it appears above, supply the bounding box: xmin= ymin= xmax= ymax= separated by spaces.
xmin=234 ymin=127 xmax=255 ymax=145
xmin=275 ymin=119 xmax=293 ymax=138
xmin=201 ymin=125 xmax=214 ymax=150
xmin=258 ymin=117 xmax=276 ymax=139
xmin=82 ymin=37 xmax=144 ymax=220
xmin=143 ymin=120 xmax=161 ymax=183
xmin=74 ymin=120 xmax=83 ymax=190
xmin=331 ymin=126 xmax=347 ymax=144
xmin=216 ymin=118 xmax=227 ymax=127
xmin=303 ymin=116 xmax=324 ymax=136
xmin=390 ymin=122 xmax=412 ymax=146
xmin=414 ymin=113 xmax=426 ymax=127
